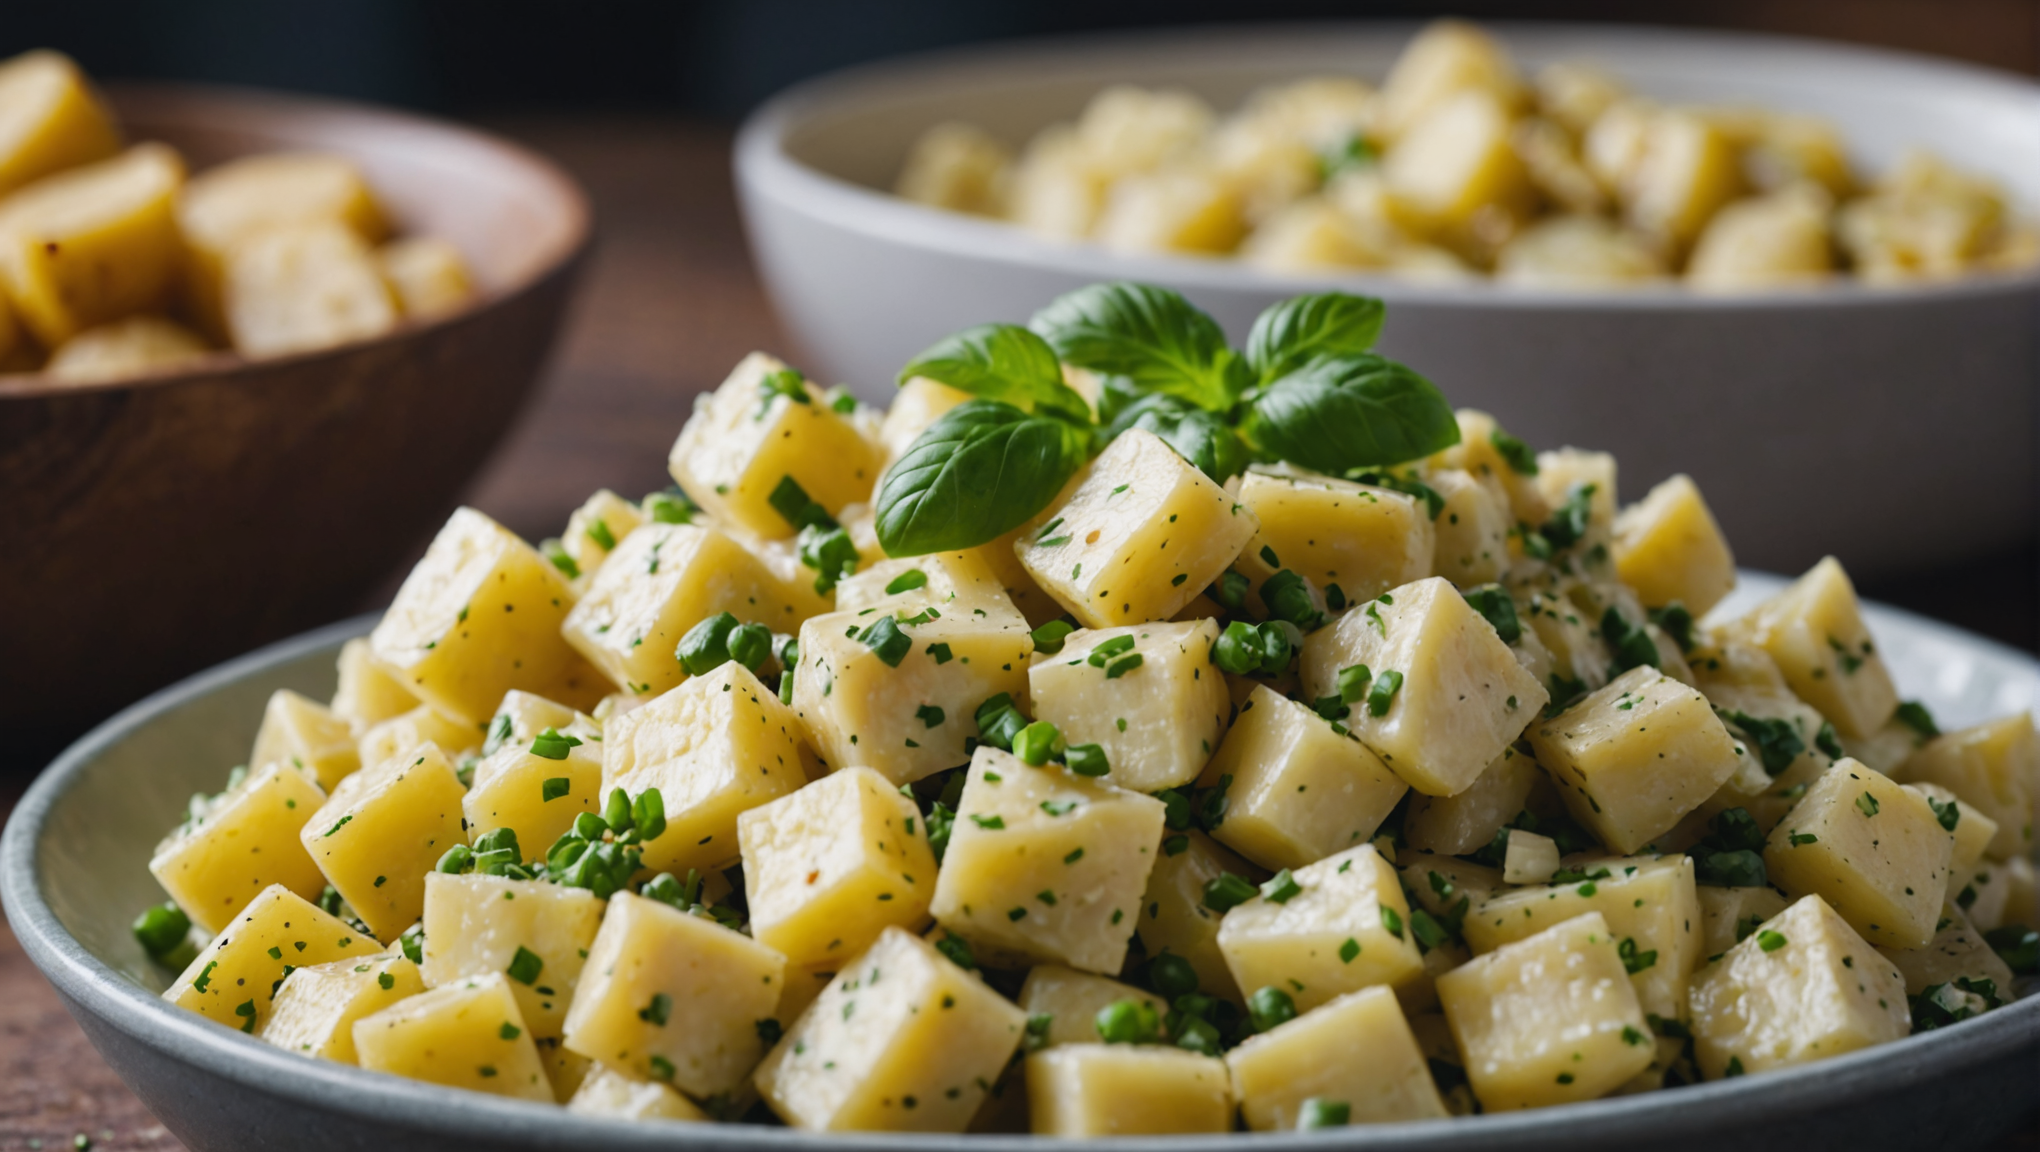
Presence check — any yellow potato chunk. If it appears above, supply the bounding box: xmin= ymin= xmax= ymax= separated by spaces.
xmin=45 ymin=314 xmax=210 ymax=381
xmin=562 ymin=891 xmax=784 ymax=1098
xmin=668 ymin=352 xmax=882 ymax=540
xmin=1687 ymin=186 xmax=1834 ymax=290
xmin=1094 ymin=168 xmax=1246 ymax=255
xmin=260 ymin=951 xmax=423 ymax=1064
xmin=1300 ymin=577 xmax=1548 ymax=797
xmin=485 ymin=689 xmax=597 ymax=747
xmin=1688 ymin=894 xmax=1908 ymax=1079
xmin=0 ymin=143 xmax=183 ymax=347
xmin=567 ymin=1065 xmax=709 ymax=1122
xmin=1878 ymin=901 xmax=2015 ymax=996
xmin=377 ymin=236 xmax=474 ymax=320
xmin=1624 ymin=111 xmax=1745 ymax=253
xmin=834 ymin=548 xmax=1007 ymax=615
xmin=605 ymin=661 xmax=812 ymax=875
xmin=931 ymin=745 xmax=1166 ymax=973
xmin=356 ymin=704 xmax=478 ymax=772
xmin=223 ymin=219 xmax=399 ymax=357
xmin=1232 ymin=470 xmax=1435 ymax=607
xmin=1902 ymin=783 xmax=1997 ymax=898
xmin=1017 ymin=965 xmax=1165 ymax=1048
xmin=1404 ymin=746 xmax=1539 ymax=856
xmin=1730 ymin=557 xmax=1897 ymax=740
xmin=0 ymin=50 xmax=121 ymax=196
xmin=1613 ymin=474 xmax=1736 ymax=617
xmin=1008 ymin=126 xmax=1109 ymax=240
xmin=1027 ymin=1045 xmax=1233 ymax=1136
xmin=371 ymin=506 xmax=604 ymax=724
xmin=557 ymin=488 xmax=644 ymax=589
xmin=1427 ymin=468 xmax=1511 ymax=587
xmin=1696 ymin=884 xmax=1789 ymax=960
xmin=1500 ymin=830 xmax=1560 ymax=885
xmin=164 ymin=884 xmax=373 ymax=1031
xmin=1493 ymin=214 xmax=1665 ymax=287
xmin=420 ymin=872 xmax=603 ymax=1040
xmin=1465 ymin=855 xmax=1702 ymax=1022
xmin=1764 ymin=760 xmax=1953 ymax=949
xmin=1385 ymin=89 xmax=1533 ymax=242
xmin=1198 ymin=685 xmax=1408 ymax=870
xmin=353 ymin=971 xmax=552 ymax=1102
xmin=1018 ymin=429 xmax=1259 ymax=629
xmin=1375 ymin=20 xmax=1523 ymax=143
xmin=300 ymin=742 xmax=468 ymax=942
xmin=896 ymin=122 xmax=1011 ymax=216
xmin=1436 ymin=911 xmax=1654 ymax=1110
xmin=1529 ymin=666 xmax=1743 ymax=853
xmin=1228 ymin=984 xmax=1448 ymax=1129
xmin=792 ymin=598 xmax=1031 ymax=786
xmin=1894 ymin=714 xmax=2035 ymax=860
xmin=740 ymin=765 xmax=937 ymax=970
xmin=1216 ymin=843 xmax=1425 ymax=1013
xmin=150 ymin=763 xmax=329 ymax=935
xmin=249 ymin=689 xmax=359 ymax=792
xmin=462 ymin=740 xmax=602 ymax=873
xmin=1137 ymin=829 xmax=1257 ymax=1002
xmin=331 ymin=637 xmax=418 ymax=728
xmin=1029 ymin=620 xmax=1229 ymax=792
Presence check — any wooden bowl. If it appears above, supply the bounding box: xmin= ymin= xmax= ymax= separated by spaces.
xmin=0 ymin=84 xmax=591 ymax=753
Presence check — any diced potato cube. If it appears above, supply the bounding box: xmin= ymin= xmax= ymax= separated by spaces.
xmin=0 ymin=50 xmax=120 ymax=196
xmin=1375 ymin=20 xmax=1523 ymax=143
xmin=1384 ymin=89 xmax=1534 ymax=242
xmin=668 ymin=352 xmax=882 ymax=540
xmin=1018 ymin=429 xmax=1259 ymax=629
xmin=1030 ymin=620 xmax=1228 ymax=792
xmin=1009 ymin=125 xmax=1110 ymax=240
xmin=1404 ymin=854 xmax=1503 ymax=928
xmin=1197 ymin=685 xmax=1408 ymax=870
xmin=740 ymin=765 xmax=937 ymax=970
xmin=1894 ymin=714 xmax=2035 ymax=860
xmin=223 ymin=219 xmax=399 ymax=356
xmin=300 ymin=742 xmax=468 ymax=941
xmin=1519 ymin=585 xmax=1612 ymax=694
xmin=792 ymin=600 xmax=1031 ymax=786
xmin=1535 ymin=448 xmax=1617 ymax=531
xmin=1500 ymin=829 xmax=1559 ymax=885
xmin=1232 ymin=470 xmax=1435 ymax=607
xmin=896 ymin=122 xmax=1011 ymax=216
xmin=1613 ymin=474 xmax=1736 ymax=617
xmin=1764 ymin=760 xmax=1953 ymax=949
xmin=1696 ymin=885 xmax=1789 ymax=960
xmin=836 ymin=548 xmax=1010 ymax=616
xmin=1228 ymin=984 xmax=1448 ymax=1129
xmin=1688 ymin=895 xmax=1908 ymax=1078
xmin=1436 ymin=911 xmax=1654 ymax=1110
xmin=150 ymin=763 xmax=329 ymax=934
xmin=1729 ymin=557 xmax=1897 ymax=740
xmin=371 ymin=507 xmax=605 ymax=724
xmin=331 ymin=638 xmax=418 ymax=728
xmin=755 ymin=926 xmax=1028 ymax=1132
xmin=484 ymin=689 xmax=598 ymax=751
xmin=1071 ymin=84 xmax=1213 ymax=177
xmin=562 ymin=521 xmax=818 ymax=700
xmin=164 ymin=884 xmax=374 ymax=1031
xmin=1687 ymin=186 xmax=1834 ymax=290
xmin=420 ymin=872 xmax=603 ymax=1039
xmin=249 ymin=689 xmax=359 ymax=792
xmin=931 ymin=745 xmax=1166 ymax=973
xmin=562 ymin=891 xmax=784 ymax=1098
xmin=1624 ymin=111 xmax=1745 ymax=252
xmin=1017 ymin=965 xmax=1165 ymax=1049
xmin=1428 ymin=468 xmax=1510 ymax=587
xmin=1529 ymin=666 xmax=1743 ymax=853
xmin=1902 ymin=783 xmax=1997 ymax=898
xmin=1464 ymin=855 xmax=1702 ymax=1022
xmin=1136 ymin=829 xmax=1257 ymax=1002
xmin=879 ymin=376 xmax=973 ymax=463
xmin=1404 ymin=746 xmax=1538 ymax=856
xmin=45 ymin=315 xmax=210 ymax=382
xmin=567 ymin=1065 xmax=708 ymax=1122
xmin=1301 ymin=576 xmax=1549 ymax=797
xmin=1878 ymin=901 xmax=2015 ymax=996
xmin=377 ymin=235 xmax=473 ymax=320
xmin=1094 ymin=168 xmax=1246 ymax=255
xmin=353 ymin=971 xmax=552 ymax=1101
xmin=356 ymin=704 xmax=478 ymax=773
xmin=1493 ymin=214 xmax=1664 ymax=287
xmin=0 ymin=143 xmax=183 ymax=346
xmin=1217 ymin=843 xmax=1424 ymax=1013
xmin=605 ymin=661 xmax=811 ymax=875
xmin=260 ymin=951 xmax=423 ymax=1064
xmin=1027 ymin=1045 xmax=1232 ymax=1136
xmin=1845 ymin=717 xmax=1934 ymax=776
xmin=558 ymin=488 xmax=644 ymax=589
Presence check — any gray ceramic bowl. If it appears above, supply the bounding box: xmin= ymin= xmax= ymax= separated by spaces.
xmin=3 ymin=576 xmax=2038 ymax=1149
xmin=735 ymin=22 xmax=2040 ymax=579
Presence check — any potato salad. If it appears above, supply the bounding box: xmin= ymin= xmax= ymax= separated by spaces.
xmin=139 ymin=282 xmax=2038 ymax=1134
xmin=895 ymin=20 xmax=2038 ymax=290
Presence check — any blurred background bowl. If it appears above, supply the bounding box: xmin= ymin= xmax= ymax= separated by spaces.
xmin=736 ymin=21 xmax=2040 ymax=579
xmin=0 ymin=83 xmax=589 ymax=748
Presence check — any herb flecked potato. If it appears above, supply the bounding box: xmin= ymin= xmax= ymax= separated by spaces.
xmin=140 ymin=281 xmax=2036 ymax=1135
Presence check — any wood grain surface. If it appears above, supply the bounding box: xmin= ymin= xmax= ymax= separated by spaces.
xmin=1 ymin=110 xmax=2035 ymax=1151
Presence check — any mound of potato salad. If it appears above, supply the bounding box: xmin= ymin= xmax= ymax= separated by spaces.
xmin=140 ymin=283 xmax=2038 ymax=1134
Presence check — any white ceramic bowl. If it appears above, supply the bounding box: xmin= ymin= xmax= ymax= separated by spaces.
xmin=735 ymin=22 xmax=2040 ymax=577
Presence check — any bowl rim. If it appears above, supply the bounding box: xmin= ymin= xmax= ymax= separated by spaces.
xmin=2 ymin=583 xmax=2037 ymax=1149
xmin=0 ymin=80 xmax=593 ymax=402
xmin=735 ymin=18 xmax=2040 ymax=314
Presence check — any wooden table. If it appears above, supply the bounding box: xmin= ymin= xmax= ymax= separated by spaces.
xmin=1 ymin=115 xmax=2034 ymax=1150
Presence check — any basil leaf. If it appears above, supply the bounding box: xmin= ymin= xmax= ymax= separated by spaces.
xmin=1242 ymin=354 xmax=1460 ymax=473
xmin=1030 ymin=282 xmax=1244 ymax=411
xmin=1244 ymin=292 xmax=1386 ymax=383
xmin=1106 ymin=393 xmax=1248 ymax=483
xmin=875 ymin=400 xmax=1084 ymax=556
xmin=898 ymin=323 xmax=1091 ymax=424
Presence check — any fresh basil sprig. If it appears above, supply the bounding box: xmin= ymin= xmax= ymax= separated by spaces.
xmin=1238 ymin=354 xmax=1459 ymax=477
xmin=1104 ymin=393 xmax=1248 ymax=485
xmin=874 ymin=400 xmax=1087 ymax=556
xmin=897 ymin=323 xmax=1091 ymax=424
xmin=1030 ymin=282 xmax=1247 ymax=412
xmin=1244 ymin=292 xmax=1385 ymax=382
